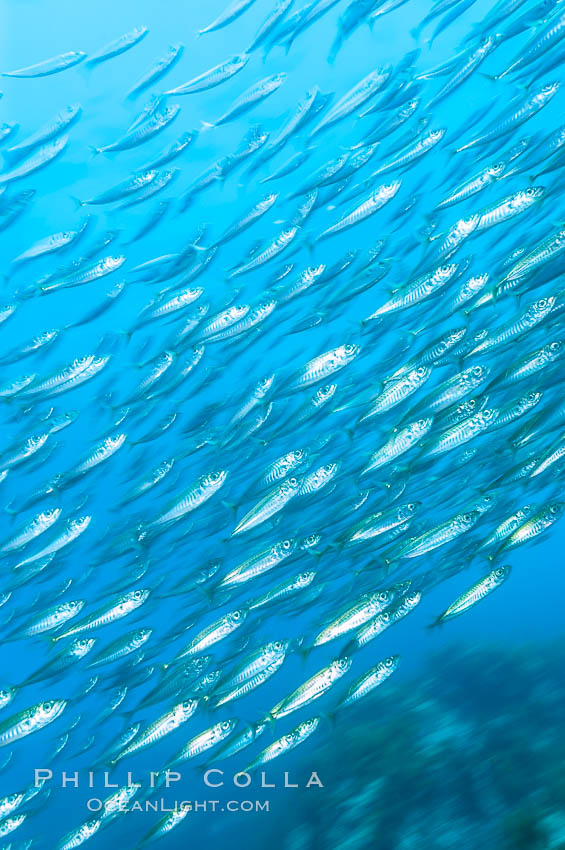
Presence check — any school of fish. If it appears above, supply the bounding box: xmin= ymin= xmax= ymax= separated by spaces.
xmin=0 ymin=0 xmax=565 ymax=845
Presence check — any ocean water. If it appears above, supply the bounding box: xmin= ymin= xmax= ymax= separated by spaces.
xmin=1 ymin=0 xmax=565 ymax=848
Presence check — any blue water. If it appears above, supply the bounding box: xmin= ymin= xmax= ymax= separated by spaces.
xmin=1 ymin=0 xmax=564 ymax=848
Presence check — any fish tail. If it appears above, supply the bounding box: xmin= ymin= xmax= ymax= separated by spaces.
xmin=194 ymin=582 xmax=215 ymax=606
xmin=88 ymin=145 xmax=102 ymax=158
xmin=321 ymin=710 xmax=337 ymax=728
xmin=327 ymin=35 xmax=342 ymax=65
xmin=263 ymin=712 xmax=276 ymax=735
xmin=222 ymin=500 xmax=238 ymax=520
xmin=296 ymin=644 xmax=313 ymax=665
xmin=200 ymin=120 xmax=215 ymax=132
xmin=77 ymin=61 xmax=94 ymax=78
xmin=426 ymin=617 xmax=443 ymax=630
xmin=341 ymin=639 xmax=357 ymax=657
xmin=69 ymin=195 xmax=86 ymax=209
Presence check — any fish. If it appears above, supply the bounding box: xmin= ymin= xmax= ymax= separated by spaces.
xmin=86 ymin=627 xmax=153 ymax=667
xmin=166 ymin=54 xmax=249 ymax=95
xmin=53 ymin=589 xmax=150 ymax=640
xmin=202 ymin=73 xmax=286 ymax=128
xmin=169 ymin=719 xmax=238 ymax=763
xmin=310 ymin=68 xmax=391 ymax=136
xmin=497 ymin=503 xmax=565 ymax=552
xmin=2 ymin=52 xmax=86 ymax=77
xmin=92 ymin=105 xmax=180 ymax=154
xmin=218 ymin=539 xmax=298 ymax=588
xmin=269 ymin=656 xmax=352 ymax=718
xmin=232 ymin=479 xmax=303 ymax=535
xmin=12 ymin=220 xmax=88 ymax=264
xmin=246 ymin=717 xmax=319 ymax=770
xmin=497 ymin=10 xmax=565 ymax=78
xmin=5 ymin=105 xmax=81 ymax=161
xmin=174 ymin=609 xmax=248 ymax=658
xmin=387 ymin=512 xmax=480 ymax=561
xmin=0 ymin=508 xmax=62 ymax=553
xmin=353 ymin=592 xmax=422 ymax=648
xmin=317 ymin=181 xmax=401 ymax=240
xmin=358 ymin=367 xmax=432 ymax=421
xmin=285 ymin=344 xmax=360 ymax=391
xmin=312 ymin=585 xmax=405 ymax=645
xmin=138 ymin=808 xmax=190 ymax=845
xmin=336 ymin=655 xmax=400 ymax=709
xmin=149 ymin=471 xmax=228 ymax=528
xmin=86 ymin=27 xmax=148 ymax=67
xmin=363 ymin=418 xmax=434 ymax=473
xmin=24 ymin=638 xmax=96 ymax=685
xmin=0 ymin=136 xmax=68 ymax=185
xmin=126 ymin=44 xmax=184 ymax=99
xmin=0 ymin=701 xmax=66 ymax=747
xmin=198 ymin=0 xmax=258 ymax=34
xmin=456 ymin=82 xmax=559 ymax=152
xmin=431 ymin=566 xmax=511 ymax=625
xmin=113 ymin=700 xmax=198 ymax=762
xmin=228 ymin=227 xmax=298 ymax=277
xmin=248 ymin=0 xmax=296 ymax=51
xmin=13 ymin=517 xmax=91 ymax=571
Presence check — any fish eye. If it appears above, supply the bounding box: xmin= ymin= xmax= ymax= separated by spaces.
xmin=282 ymin=540 xmax=292 ymax=549
xmin=417 ymin=367 xmax=427 ymax=376
xmin=550 ymin=506 xmax=560 ymax=514
xmin=232 ymin=611 xmax=241 ymax=620
xmin=379 ymin=591 xmax=389 ymax=602
xmin=274 ymin=641 xmax=283 ymax=651
xmin=463 ymin=513 xmax=473 ymax=522
xmin=408 ymin=503 xmax=417 ymax=511
xmin=288 ymin=477 xmax=298 ymax=486
xmin=221 ymin=721 xmax=232 ymax=731
xmin=495 ymin=568 xmax=506 ymax=577
xmin=43 ymin=701 xmax=54 ymax=711
xmin=385 ymin=658 xmax=394 ymax=667
xmin=472 ymin=366 xmax=483 ymax=376
xmin=133 ymin=590 xmax=143 ymax=600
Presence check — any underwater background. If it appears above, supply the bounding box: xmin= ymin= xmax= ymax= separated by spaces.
xmin=1 ymin=0 xmax=565 ymax=847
